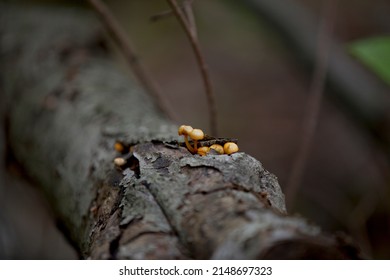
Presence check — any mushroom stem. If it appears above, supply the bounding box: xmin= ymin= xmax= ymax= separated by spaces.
xmin=178 ymin=125 xmax=196 ymax=153
xmin=188 ymin=128 xmax=204 ymax=153
xmin=184 ymin=136 xmax=195 ymax=153
xmin=193 ymin=140 xmax=198 ymax=152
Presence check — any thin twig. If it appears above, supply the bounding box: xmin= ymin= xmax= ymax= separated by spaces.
xmin=285 ymin=0 xmax=336 ymax=208
xmin=182 ymin=0 xmax=197 ymax=38
xmin=150 ymin=2 xmax=192 ymax=23
xmin=166 ymin=0 xmax=218 ymax=136
xmin=87 ymin=0 xmax=175 ymax=120
xmin=150 ymin=9 xmax=175 ymax=22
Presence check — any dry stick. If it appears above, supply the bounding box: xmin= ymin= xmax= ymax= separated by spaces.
xmin=285 ymin=0 xmax=336 ymax=208
xmin=150 ymin=1 xmax=195 ymax=27
xmin=166 ymin=0 xmax=218 ymax=136
xmin=150 ymin=9 xmax=175 ymax=22
xmin=182 ymin=0 xmax=197 ymax=38
xmin=87 ymin=0 xmax=175 ymax=120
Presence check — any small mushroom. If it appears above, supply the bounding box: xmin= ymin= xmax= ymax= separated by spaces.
xmin=114 ymin=141 xmax=125 ymax=153
xmin=223 ymin=142 xmax=239 ymax=155
xmin=178 ymin=125 xmax=195 ymax=153
xmin=188 ymin=128 xmax=204 ymax=152
xmin=114 ymin=157 xmax=126 ymax=166
xmin=209 ymin=144 xmax=224 ymax=154
xmin=197 ymin=146 xmax=210 ymax=156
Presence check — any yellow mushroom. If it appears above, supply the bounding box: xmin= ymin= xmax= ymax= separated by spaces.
xmin=178 ymin=125 xmax=195 ymax=153
xmin=114 ymin=157 xmax=126 ymax=166
xmin=114 ymin=141 xmax=125 ymax=153
xmin=178 ymin=125 xmax=193 ymax=135
xmin=209 ymin=144 xmax=224 ymax=154
xmin=188 ymin=128 xmax=204 ymax=152
xmin=197 ymin=146 xmax=210 ymax=156
xmin=223 ymin=142 xmax=239 ymax=155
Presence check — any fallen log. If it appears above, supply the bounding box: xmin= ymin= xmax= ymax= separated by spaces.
xmin=0 ymin=4 xmax=361 ymax=259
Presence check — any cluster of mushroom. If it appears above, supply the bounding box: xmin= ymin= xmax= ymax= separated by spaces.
xmin=178 ymin=125 xmax=239 ymax=156
xmin=113 ymin=141 xmax=128 ymax=167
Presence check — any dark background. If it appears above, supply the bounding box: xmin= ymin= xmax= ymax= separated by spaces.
xmin=1 ymin=0 xmax=389 ymax=259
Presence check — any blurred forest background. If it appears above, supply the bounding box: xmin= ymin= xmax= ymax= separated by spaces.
xmin=1 ymin=0 xmax=390 ymax=259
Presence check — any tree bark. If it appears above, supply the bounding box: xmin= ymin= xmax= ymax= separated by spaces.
xmin=0 ymin=4 xmax=361 ymax=259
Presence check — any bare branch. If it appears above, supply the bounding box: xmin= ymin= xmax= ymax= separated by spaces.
xmin=150 ymin=9 xmax=175 ymax=22
xmin=182 ymin=0 xmax=197 ymax=39
xmin=166 ymin=0 xmax=218 ymax=136
xmin=87 ymin=0 xmax=175 ymax=120
xmin=286 ymin=0 xmax=337 ymax=208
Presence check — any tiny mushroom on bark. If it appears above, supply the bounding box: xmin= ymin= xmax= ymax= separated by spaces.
xmin=114 ymin=157 xmax=126 ymax=166
xmin=197 ymin=146 xmax=210 ymax=156
xmin=178 ymin=125 xmax=195 ymax=153
xmin=223 ymin=142 xmax=239 ymax=155
xmin=209 ymin=144 xmax=224 ymax=154
xmin=114 ymin=141 xmax=125 ymax=153
xmin=188 ymin=128 xmax=204 ymax=152
xmin=178 ymin=125 xmax=239 ymax=155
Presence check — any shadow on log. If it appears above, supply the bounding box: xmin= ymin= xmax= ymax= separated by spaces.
xmin=0 ymin=4 xmax=361 ymax=259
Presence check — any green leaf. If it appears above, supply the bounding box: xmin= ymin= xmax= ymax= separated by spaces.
xmin=348 ymin=36 xmax=390 ymax=86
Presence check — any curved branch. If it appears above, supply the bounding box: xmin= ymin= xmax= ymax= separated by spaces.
xmin=167 ymin=0 xmax=218 ymax=136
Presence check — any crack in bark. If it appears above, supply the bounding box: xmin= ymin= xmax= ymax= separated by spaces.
xmin=138 ymin=179 xmax=183 ymax=245
xmin=190 ymin=184 xmax=272 ymax=208
xmin=108 ymin=231 xmax=121 ymax=259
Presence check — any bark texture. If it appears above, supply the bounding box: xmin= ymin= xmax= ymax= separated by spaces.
xmin=0 ymin=4 xmax=361 ymax=259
